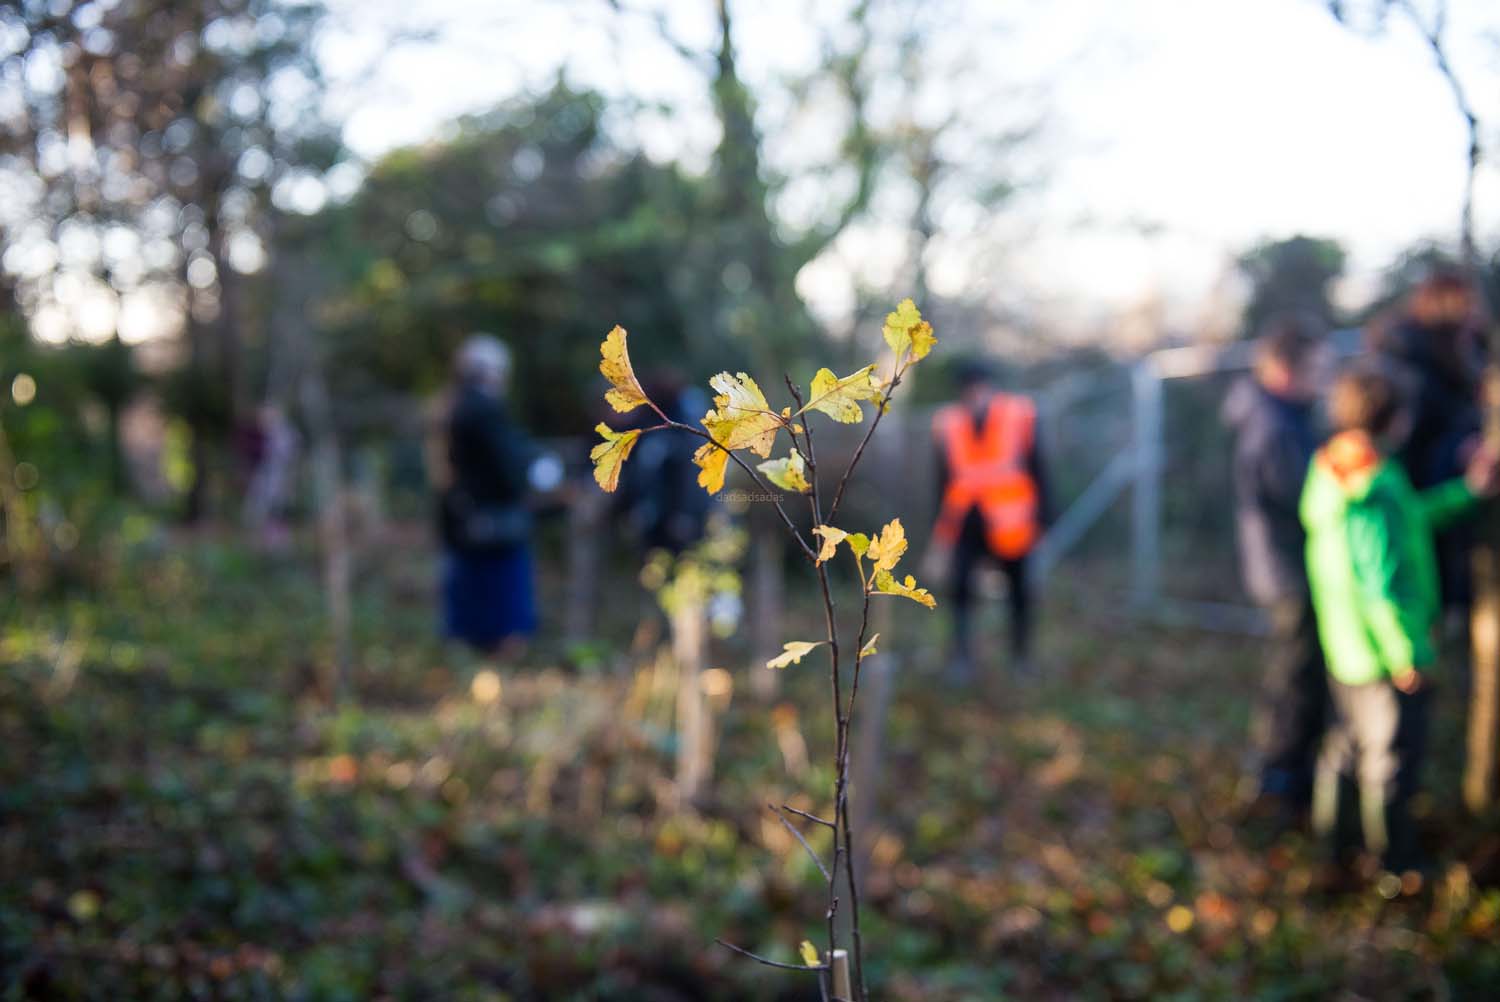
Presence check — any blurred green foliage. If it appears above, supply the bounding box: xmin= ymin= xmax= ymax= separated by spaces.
xmin=0 ymin=317 xmax=147 ymax=591
xmin=1236 ymin=234 xmax=1347 ymax=337
xmin=299 ymin=83 xmax=806 ymax=437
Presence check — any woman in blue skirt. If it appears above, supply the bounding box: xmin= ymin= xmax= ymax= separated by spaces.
xmin=438 ymin=336 xmax=538 ymax=654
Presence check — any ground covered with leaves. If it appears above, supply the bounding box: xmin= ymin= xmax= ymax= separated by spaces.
xmin=5 ymin=532 xmax=1500 ymax=1001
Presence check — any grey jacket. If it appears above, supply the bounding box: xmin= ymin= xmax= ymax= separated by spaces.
xmin=1223 ymin=378 xmax=1317 ymax=605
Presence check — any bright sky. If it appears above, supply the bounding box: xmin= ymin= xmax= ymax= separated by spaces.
xmin=320 ymin=0 xmax=1500 ymax=338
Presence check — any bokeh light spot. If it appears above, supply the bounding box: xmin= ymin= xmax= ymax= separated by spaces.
xmin=11 ymin=373 xmax=36 ymax=406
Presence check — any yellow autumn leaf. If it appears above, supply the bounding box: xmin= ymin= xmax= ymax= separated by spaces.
xmin=693 ymin=441 xmax=730 ymax=494
xmin=812 ymin=525 xmax=848 ymax=564
xmin=600 ymin=326 xmax=649 ymax=413
xmin=590 ymin=423 xmax=640 ymax=492
xmin=908 ymin=320 xmax=936 ymax=360
xmin=702 ymin=371 xmax=782 ymax=458
xmin=799 ymin=940 xmax=821 ymax=968
xmin=872 ymin=569 xmax=936 ymax=609
xmin=867 ymin=518 xmax=908 ymax=574
xmin=767 ymin=640 xmax=827 ymax=669
xmin=882 ymin=298 xmax=936 ymax=364
xmin=758 ymin=451 xmax=811 ymax=493
xmin=801 ymin=364 xmax=881 ymax=423
xmin=859 ymin=633 xmax=879 ymax=658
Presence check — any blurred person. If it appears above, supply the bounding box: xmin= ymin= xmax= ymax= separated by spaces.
xmin=1222 ymin=315 xmax=1330 ymax=818
xmin=438 ymin=335 xmax=537 ymax=656
xmin=241 ymin=402 xmax=300 ymax=550
xmin=1301 ymin=366 xmax=1499 ymax=876
xmin=929 ymin=359 xmax=1048 ymax=683
xmin=1368 ymin=268 xmax=1486 ymax=616
xmin=614 ymin=368 xmax=715 ymax=554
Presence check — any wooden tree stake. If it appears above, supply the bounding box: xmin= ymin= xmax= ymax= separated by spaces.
xmin=830 ymin=949 xmax=852 ymax=1001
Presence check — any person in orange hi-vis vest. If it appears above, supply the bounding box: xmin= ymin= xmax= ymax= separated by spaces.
xmin=929 ymin=359 xmax=1048 ymax=684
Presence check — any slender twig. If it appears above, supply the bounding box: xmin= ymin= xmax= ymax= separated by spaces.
xmin=782 ymin=804 xmax=835 ymax=828
xmin=799 ymin=401 xmax=849 ymax=971
xmin=714 ymin=939 xmax=826 ymax=972
xmin=825 ymin=894 xmax=839 ymax=985
xmin=784 ymin=374 xmax=815 ymax=469
xmin=656 ymin=418 xmax=817 ymax=562
xmin=771 ymin=804 xmax=831 ymax=881
xmin=844 ymin=589 xmax=876 ymax=734
xmin=646 ymin=398 xmax=674 ymax=425
xmin=827 ymin=362 xmax=906 ymax=523
xmin=785 ymin=378 xmax=822 ymax=520
xmin=840 ymin=584 xmax=876 ymax=998
xmin=836 ymin=793 xmax=860 ymax=999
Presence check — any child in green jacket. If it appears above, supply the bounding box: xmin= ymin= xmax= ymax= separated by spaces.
xmin=1301 ymin=366 xmax=1497 ymax=875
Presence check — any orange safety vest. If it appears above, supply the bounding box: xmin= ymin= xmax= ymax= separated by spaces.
xmin=931 ymin=394 xmax=1040 ymax=559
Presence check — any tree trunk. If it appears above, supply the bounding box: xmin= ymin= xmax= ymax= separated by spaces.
xmin=1465 ymin=368 xmax=1500 ymax=810
xmin=302 ymin=366 xmax=353 ymax=704
xmin=673 ymin=597 xmax=711 ymax=805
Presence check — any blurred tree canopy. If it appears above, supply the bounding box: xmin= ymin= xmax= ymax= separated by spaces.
xmin=0 ymin=0 xmax=1040 ymax=524
xmin=1 ymin=0 xmax=342 ymax=515
xmin=1236 ymin=234 xmax=1347 ymax=336
xmin=302 ymin=84 xmax=728 ymax=436
xmin=299 ymin=67 xmax=879 ymax=437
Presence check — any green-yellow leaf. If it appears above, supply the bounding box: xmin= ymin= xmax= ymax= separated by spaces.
xmin=600 ymin=326 xmax=650 ymax=413
xmin=693 ymin=441 xmax=730 ymax=494
xmin=873 ymin=570 xmax=936 ymax=609
xmin=882 ymin=298 xmax=936 ymax=364
xmin=703 ymin=371 xmax=782 ymax=458
xmin=801 ymin=364 xmax=881 ymax=423
xmin=590 ymin=423 xmax=640 ymax=492
xmin=867 ymin=518 xmax=908 ymax=574
xmin=847 ymin=532 xmax=870 ymax=558
xmin=799 ymin=940 xmax=821 ymax=968
xmin=767 ymin=640 xmax=827 ymax=669
xmin=758 ymin=451 xmax=811 ymax=493
xmin=859 ymin=633 xmax=879 ymax=659
xmin=812 ymin=525 xmax=848 ymax=564
xmin=909 ymin=320 xmax=936 ymax=360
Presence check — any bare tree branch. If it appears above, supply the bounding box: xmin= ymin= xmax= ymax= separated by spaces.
xmin=828 ymin=367 xmax=905 ymax=523
xmin=714 ymin=938 xmax=826 ymax=972
xmin=782 ymin=804 xmax=836 ymax=829
xmin=770 ymin=803 xmax=831 ymax=881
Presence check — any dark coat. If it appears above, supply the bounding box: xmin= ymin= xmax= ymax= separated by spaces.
xmin=1223 ymin=378 xmax=1317 ymax=605
xmin=1372 ymin=319 xmax=1482 ymax=607
xmin=1373 ymin=319 xmax=1481 ymax=490
xmin=441 ymin=384 xmax=532 ymax=551
xmin=613 ymin=386 xmax=714 ymax=553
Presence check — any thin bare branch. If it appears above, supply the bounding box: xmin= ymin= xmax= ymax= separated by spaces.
xmin=828 ymin=365 xmax=905 ymax=523
xmin=782 ymin=804 xmax=836 ymax=829
xmin=658 ymin=418 xmax=817 ymax=562
xmin=1390 ymin=0 xmax=1482 ymax=264
xmin=770 ymin=803 xmax=831 ymax=881
xmin=714 ymin=938 xmax=825 ymax=972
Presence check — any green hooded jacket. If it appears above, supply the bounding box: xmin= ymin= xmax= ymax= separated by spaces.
xmin=1300 ymin=431 xmax=1476 ymax=686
